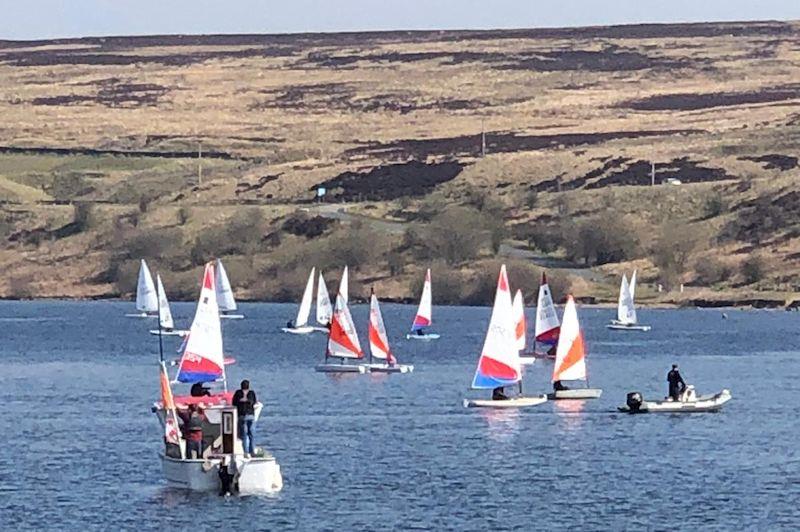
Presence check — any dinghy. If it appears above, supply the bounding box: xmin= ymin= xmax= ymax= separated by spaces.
xmin=154 ymin=262 xmax=282 ymax=494
xmin=406 ymin=268 xmax=440 ymax=340
xmin=464 ymin=265 xmax=547 ymax=409
xmin=314 ymin=271 xmax=333 ymax=333
xmin=607 ymin=271 xmax=651 ymax=331
xmin=365 ymin=290 xmax=413 ymax=374
xmin=315 ymin=285 xmax=368 ymax=374
xmin=339 ymin=265 xmax=349 ymax=304
xmin=126 ymin=259 xmax=158 ymax=317
xmin=512 ymin=289 xmax=531 ymax=364
xmin=216 ymin=259 xmax=244 ymax=319
xmin=149 ymin=274 xmax=189 ymax=336
xmin=521 ymin=272 xmax=560 ymax=362
xmin=546 ymin=296 xmax=602 ymax=400
xmin=618 ymin=386 xmax=731 ymax=414
xmin=282 ymin=268 xmax=316 ymax=334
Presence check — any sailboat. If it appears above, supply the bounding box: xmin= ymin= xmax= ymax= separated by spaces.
xmin=339 ymin=265 xmax=349 ymax=304
xmin=148 ymin=274 xmax=189 ymax=337
xmin=315 ymin=282 xmax=368 ymax=373
xmin=365 ymin=290 xmax=414 ymax=373
xmin=522 ymin=272 xmax=560 ymax=362
xmin=463 ymin=265 xmax=547 ymax=408
xmin=315 ymin=271 xmax=333 ymax=332
xmin=216 ymin=258 xmax=244 ymax=319
xmin=406 ymin=268 xmax=439 ymax=340
xmin=607 ymin=271 xmax=651 ymax=331
xmin=512 ymin=289 xmax=531 ymax=365
xmin=547 ymin=295 xmax=603 ymax=400
xmin=154 ymin=261 xmax=282 ymax=493
xmin=126 ymin=259 xmax=158 ymax=317
xmin=282 ymin=268 xmax=316 ymax=334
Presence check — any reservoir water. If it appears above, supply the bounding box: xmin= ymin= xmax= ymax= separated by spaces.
xmin=2 ymin=301 xmax=799 ymax=530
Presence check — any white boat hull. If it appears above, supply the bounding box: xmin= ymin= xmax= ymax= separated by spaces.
xmin=406 ymin=333 xmax=440 ymax=340
xmin=618 ymin=389 xmax=732 ymax=414
xmin=149 ymin=329 xmax=189 ymax=337
xmin=314 ymin=363 xmax=367 ymax=374
xmin=311 ymin=326 xmax=330 ymax=333
xmin=161 ymin=454 xmax=282 ymax=494
xmin=365 ymin=363 xmax=414 ymax=374
xmin=220 ymin=314 xmax=245 ymax=320
xmin=125 ymin=313 xmax=157 ymax=318
xmin=607 ymin=322 xmax=651 ymax=331
xmin=547 ymin=388 xmax=603 ymax=400
xmin=281 ymin=326 xmax=315 ymax=335
xmin=463 ymin=395 xmax=548 ymax=409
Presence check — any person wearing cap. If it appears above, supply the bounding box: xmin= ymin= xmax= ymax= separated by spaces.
xmin=667 ymin=364 xmax=686 ymax=401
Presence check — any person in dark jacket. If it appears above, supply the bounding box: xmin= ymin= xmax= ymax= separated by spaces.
xmin=181 ymin=404 xmax=205 ymax=459
xmin=232 ymin=379 xmax=257 ymax=457
xmin=667 ymin=364 xmax=686 ymax=401
xmin=190 ymin=382 xmax=211 ymax=397
xmin=492 ymin=386 xmax=509 ymax=400
xmin=553 ymin=380 xmax=569 ymax=391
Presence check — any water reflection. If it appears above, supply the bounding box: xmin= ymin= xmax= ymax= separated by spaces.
xmin=479 ymin=409 xmax=520 ymax=442
xmin=553 ymin=400 xmax=586 ymax=430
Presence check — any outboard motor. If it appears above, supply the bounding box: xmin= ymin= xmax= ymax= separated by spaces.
xmin=626 ymin=392 xmax=643 ymax=412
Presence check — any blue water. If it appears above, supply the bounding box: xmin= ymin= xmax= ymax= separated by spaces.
xmin=2 ymin=301 xmax=799 ymax=530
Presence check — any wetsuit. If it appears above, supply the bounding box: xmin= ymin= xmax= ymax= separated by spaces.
xmin=667 ymin=369 xmax=686 ymax=401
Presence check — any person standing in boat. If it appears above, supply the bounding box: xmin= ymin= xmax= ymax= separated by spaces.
xmin=233 ymin=379 xmax=257 ymax=457
xmin=667 ymin=364 xmax=686 ymax=401
xmin=181 ymin=404 xmax=205 ymax=459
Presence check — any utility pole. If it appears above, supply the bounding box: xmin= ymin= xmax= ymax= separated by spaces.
xmin=651 ymin=161 xmax=655 ymax=186
xmin=481 ymin=119 xmax=486 ymax=158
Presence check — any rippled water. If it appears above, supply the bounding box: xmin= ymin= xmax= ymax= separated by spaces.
xmin=3 ymin=301 xmax=800 ymax=530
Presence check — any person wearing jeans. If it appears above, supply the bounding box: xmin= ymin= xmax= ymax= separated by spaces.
xmin=232 ymin=379 xmax=258 ymax=457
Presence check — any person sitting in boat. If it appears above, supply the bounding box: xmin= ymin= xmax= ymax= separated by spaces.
xmin=416 ymin=328 xmax=425 ymax=336
xmin=286 ymin=320 xmax=294 ymax=329
xmin=181 ymin=404 xmax=205 ymax=459
xmin=233 ymin=379 xmax=258 ymax=458
xmin=492 ymin=386 xmax=509 ymax=400
xmin=190 ymin=382 xmax=211 ymax=397
xmin=667 ymin=364 xmax=686 ymax=401
xmin=553 ymin=380 xmax=569 ymax=391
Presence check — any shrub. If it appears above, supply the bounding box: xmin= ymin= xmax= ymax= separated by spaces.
xmin=702 ymin=191 xmax=728 ymax=219
xmin=126 ymin=227 xmax=184 ymax=260
xmin=741 ymin=255 xmax=765 ymax=284
xmin=73 ymin=202 xmax=94 ymax=232
xmin=694 ymin=256 xmax=732 ymax=285
xmin=563 ymin=216 xmax=638 ymax=266
xmin=423 ymin=205 xmax=492 ymax=265
xmin=177 ymin=206 xmax=191 ymax=226
xmin=652 ymin=223 xmax=699 ymax=289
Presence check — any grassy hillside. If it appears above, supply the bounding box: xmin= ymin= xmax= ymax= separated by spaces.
xmin=1 ymin=21 xmax=800 ymax=306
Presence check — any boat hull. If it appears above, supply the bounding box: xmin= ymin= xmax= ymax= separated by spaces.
xmin=406 ymin=333 xmax=440 ymax=340
xmin=314 ymin=363 xmax=367 ymax=374
xmin=547 ymin=388 xmax=603 ymax=400
xmin=281 ymin=326 xmax=315 ymax=335
xmin=220 ymin=314 xmax=245 ymax=320
xmin=618 ymin=389 xmax=732 ymax=414
xmin=365 ymin=363 xmax=414 ymax=374
xmin=125 ymin=313 xmax=156 ymax=318
xmin=606 ymin=322 xmax=651 ymax=331
xmin=463 ymin=395 xmax=548 ymax=409
xmin=149 ymin=329 xmax=189 ymax=337
xmin=161 ymin=454 xmax=282 ymax=494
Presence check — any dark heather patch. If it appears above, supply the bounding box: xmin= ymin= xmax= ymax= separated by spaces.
xmin=620 ymin=85 xmax=800 ymax=111
xmin=739 ymin=154 xmax=799 ymax=171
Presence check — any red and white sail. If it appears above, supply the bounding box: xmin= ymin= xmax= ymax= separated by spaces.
xmin=176 ymin=262 xmax=226 ymax=383
xmin=411 ymin=269 xmax=433 ymax=332
xmin=471 ymin=265 xmax=522 ymax=389
xmin=534 ymin=272 xmax=560 ymax=351
xmin=512 ymin=289 xmax=526 ymax=351
xmin=369 ymin=293 xmax=394 ymax=363
xmin=552 ymin=296 xmax=587 ymax=383
xmin=327 ymin=291 xmax=363 ymax=359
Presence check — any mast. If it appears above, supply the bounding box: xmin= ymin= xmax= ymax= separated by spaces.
xmin=156 ymin=272 xmax=164 ymax=363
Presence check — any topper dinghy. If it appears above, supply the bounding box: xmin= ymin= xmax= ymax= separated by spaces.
xmin=315 ymin=282 xmax=368 ymax=374
xmin=464 ymin=265 xmax=547 ymax=408
xmin=216 ymin=259 xmax=244 ymax=319
xmin=512 ymin=289 xmax=532 ymax=365
xmin=618 ymin=386 xmax=731 ymax=413
xmin=149 ymin=274 xmax=189 ymax=336
xmin=126 ymin=259 xmax=159 ymax=317
xmin=521 ymin=272 xmax=560 ymax=362
xmin=406 ymin=269 xmax=440 ymax=340
xmin=364 ymin=291 xmax=413 ymax=373
xmin=547 ymin=296 xmax=602 ymax=400
xmin=607 ymin=271 xmax=650 ymax=331
xmin=282 ymin=267 xmax=316 ymax=334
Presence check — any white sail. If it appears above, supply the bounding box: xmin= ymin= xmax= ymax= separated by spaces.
xmin=512 ymin=289 xmax=526 ymax=351
xmin=629 ymin=269 xmax=637 ymax=300
xmin=215 ymin=259 xmax=237 ymax=312
xmin=176 ymin=262 xmax=226 ymax=383
xmin=369 ymin=293 xmax=392 ymax=361
xmin=553 ymin=296 xmax=587 ymax=382
xmin=327 ymin=291 xmax=362 ymax=359
xmin=617 ymin=274 xmax=637 ymax=325
xmin=294 ymin=267 xmax=315 ymax=327
xmin=156 ymin=274 xmax=174 ymax=330
xmin=136 ymin=259 xmax=158 ymax=313
xmin=339 ymin=265 xmax=349 ymax=304
xmin=316 ymin=272 xmax=332 ymax=326
xmin=534 ymin=273 xmax=560 ymax=343
xmin=411 ymin=269 xmax=433 ymax=332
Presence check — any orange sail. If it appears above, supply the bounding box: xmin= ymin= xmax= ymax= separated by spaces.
xmin=552 ymin=295 xmax=587 ymax=382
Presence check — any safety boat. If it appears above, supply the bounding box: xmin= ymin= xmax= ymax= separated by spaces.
xmin=521 ymin=272 xmax=560 ymax=363
xmin=216 ymin=259 xmax=245 ymax=319
xmin=607 ymin=271 xmax=651 ymax=331
xmin=546 ymin=296 xmax=602 ymax=400
xmin=149 ymin=274 xmax=189 ymax=336
xmin=406 ymin=268 xmax=440 ymax=340
xmin=126 ymin=259 xmax=159 ymax=318
xmin=464 ymin=265 xmax=547 ymax=409
xmin=618 ymin=386 xmax=732 ymax=414
xmin=314 ymin=276 xmax=368 ymax=374
xmin=363 ymin=290 xmax=413 ymax=374
xmin=153 ymin=262 xmax=282 ymax=494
